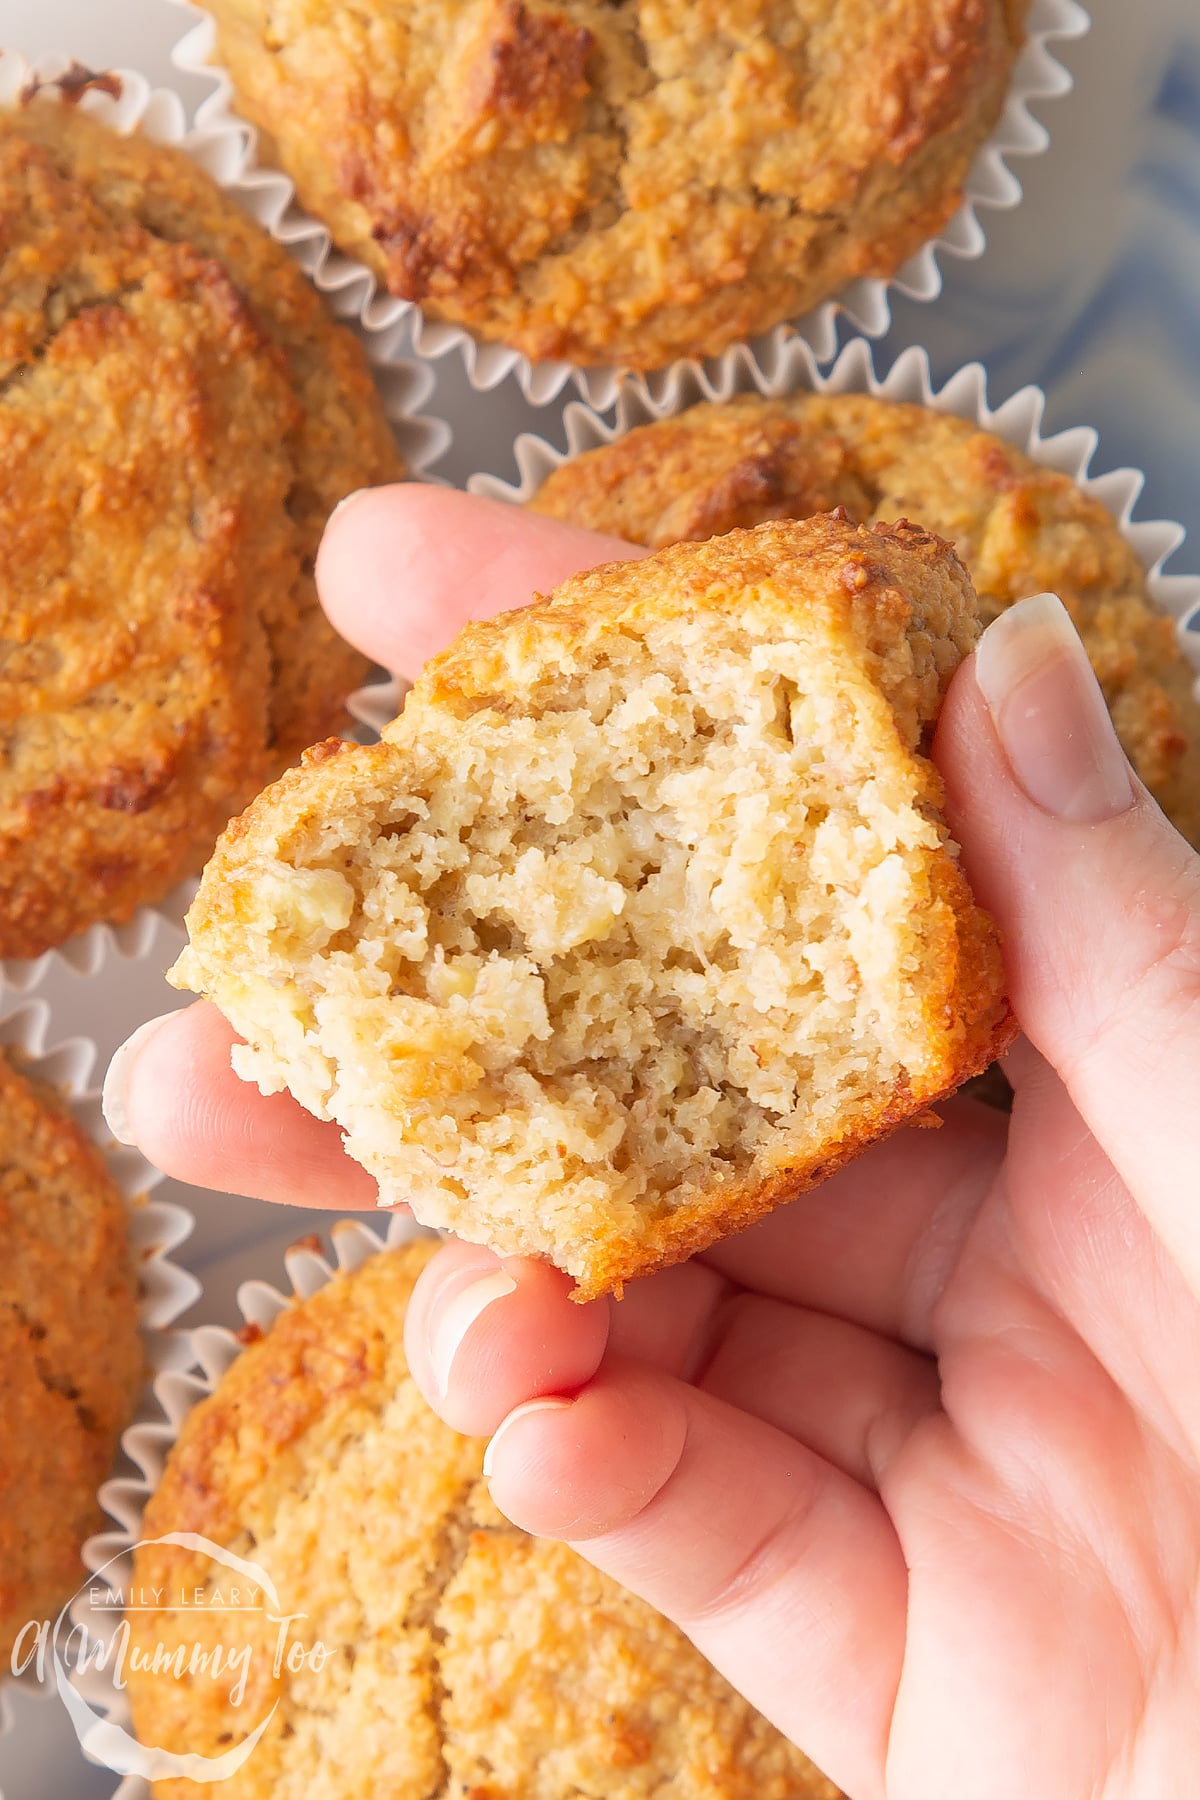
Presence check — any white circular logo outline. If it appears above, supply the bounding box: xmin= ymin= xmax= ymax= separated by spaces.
xmin=52 ymin=1533 xmax=286 ymax=1783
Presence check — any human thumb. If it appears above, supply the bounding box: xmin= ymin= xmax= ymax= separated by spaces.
xmin=936 ymin=592 xmax=1200 ymax=1292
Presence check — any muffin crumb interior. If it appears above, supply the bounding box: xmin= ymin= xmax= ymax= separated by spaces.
xmin=217 ymin=612 xmax=950 ymax=1247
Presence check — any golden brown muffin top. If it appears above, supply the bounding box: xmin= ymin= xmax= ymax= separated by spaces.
xmin=129 ymin=1241 xmax=841 ymax=1798
xmin=5 ymin=100 xmax=402 ymax=760
xmin=0 ymin=102 xmax=403 ymax=958
xmin=0 ymin=125 xmax=285 ymax=958
xmin=0 ymin=1050 xmax=142 ymax=1664
xmin=531 ymin=394 xmax=1200 ymax=844
xmin=197 ymin=0 xmax=1027 ymax=367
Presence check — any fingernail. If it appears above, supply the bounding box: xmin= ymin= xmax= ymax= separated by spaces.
xmin=975 ymin=592 xmax=1134 ymax=824
xmin=327 ymin=488 xmax=372 ymax=529
xmin=429 ymin=1268 xmax=517 ymax=1400
xmin=483 ymin=1397 xmax=574 ymax=1479
xmin=101 ymin=1013 xmax=178 ymax=1145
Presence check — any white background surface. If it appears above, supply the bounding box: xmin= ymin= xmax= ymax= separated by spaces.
xmin=1 ymin=0 xmax=1198 ymax=1792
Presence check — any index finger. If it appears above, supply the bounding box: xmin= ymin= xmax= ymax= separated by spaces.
xmin=315 ymin=485 xmax=644 ymax=678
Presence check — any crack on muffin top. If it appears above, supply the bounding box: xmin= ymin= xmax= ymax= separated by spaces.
xmin=3 ymin=101 xmax=401 ymax=761
xmin=0 ymin=280 xmax=146 ymax=395
xmin=0 ymin=102 xmax=404 ymax=956
xmin=125 ymin=1244 xmax=844 ymax=1797
xmin=192 ymin=0 xmax=1029 ymax=364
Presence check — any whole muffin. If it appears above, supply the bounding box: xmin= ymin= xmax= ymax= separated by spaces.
xmin=127 ymin=1240 xmax=841 ymax=1798
xmin=194 ymin=0 xmax=1029 ymax=368
xmin=170 ymin=517 xmax=1012 ymax=1298
xmin=0 ymin=1050 xmax=142 ymax=1665
xmin=530 ymin=393 xmax=1200 ymax=845
xmin=0 ymin=100 xmax=404 ymax=960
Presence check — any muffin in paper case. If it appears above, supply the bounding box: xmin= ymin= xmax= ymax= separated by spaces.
xmin=0 ymin=997 xmax=199 ymax=1747
xmin=467 ymin=335 xmax=1200 ymax=717
xmin=65 ymin=1216 xmax=839 ymax=1799
xmin=0 ymin=50 xmax=451 ymax=995
xmin=62 ymin=1216 xmax=430 ymax=1799
xmin=169 ymin=0 xmax=1089 ymax=411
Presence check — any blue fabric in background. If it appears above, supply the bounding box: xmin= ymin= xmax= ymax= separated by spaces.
xmin=877 ymin=0 xmax=1200 ymax=566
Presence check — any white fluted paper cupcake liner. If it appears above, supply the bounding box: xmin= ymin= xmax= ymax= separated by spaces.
xmin=169 ymin=0 xmax=1089 ymax=411
xmin=0 ymin=999 xmax=199 ymax=1744
xmin=59 ymin=1215 xmax=433 ymax=1798
xmin=468 ymin=335 xmax=1200 ymax=698
xmin=346 ymin=674 xmax=409 ymax=738
xmin=0 ymin=49 xmax=451 ymax=999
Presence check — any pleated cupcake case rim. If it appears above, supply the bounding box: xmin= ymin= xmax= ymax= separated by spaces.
xmin=0 ymin=1000 xmax=199 ymax=1736
xmin=0 ymin=51 xmax=450 ymax=467
xmin=0 ymin=49 xmax=451 ymax=999
xmin=65 ymin=1212 xmax=435 ymax=1800
xmin=168 ymin=0 xmax=1090 ymax=410
xmin=467 ymin=335 xmax=1200 ymax=702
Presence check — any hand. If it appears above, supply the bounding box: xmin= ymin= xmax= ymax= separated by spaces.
xmin=107 ymin=488 xmax=1200 ymax=1800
